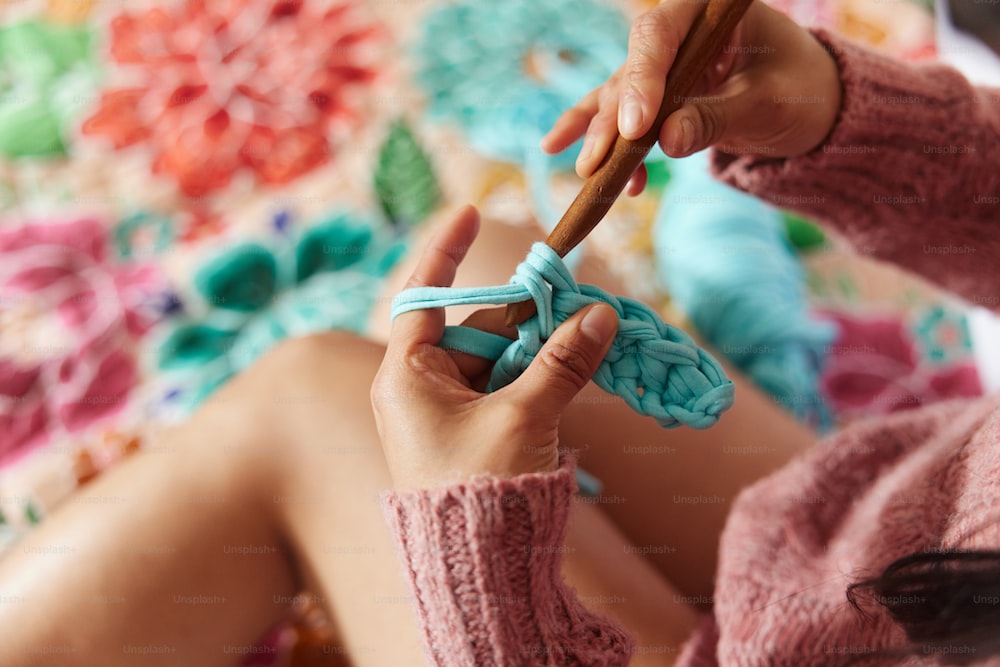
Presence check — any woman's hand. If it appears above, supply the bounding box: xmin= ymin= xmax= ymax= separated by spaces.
xmin=371 ymin=206 xmax=619 ymax=491
xmin=542 ymin=0 xmax=843 ymax=193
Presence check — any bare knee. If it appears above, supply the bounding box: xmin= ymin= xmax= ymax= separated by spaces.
xmin=253 ymin=333 xmax=395 ymax=541
xmin=246 ymin=330 xmax=387 ymax=447
xmin=253 ymin=331 xmax=385 ymax=393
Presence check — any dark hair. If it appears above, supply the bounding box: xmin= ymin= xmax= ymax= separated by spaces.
xmin=949 ymin=0 xmax=1000 ymax=57
xmin=847 ymin=551 xmax=1000 ymax=663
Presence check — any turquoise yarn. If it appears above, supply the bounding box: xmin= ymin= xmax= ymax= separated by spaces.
xmin=413 ymin=0 xmax=629 ymax=266
xmin=413 ymin=0 xmax=627 ymax=170
xmin=653 ymin=152 xmax=835 ymax=428
xmin=392 ymin=242 xmax=735 ymax=430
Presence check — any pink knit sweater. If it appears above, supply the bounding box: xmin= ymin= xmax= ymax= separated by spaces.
xmin=382 ymin=31 xmax=1000 ymax=666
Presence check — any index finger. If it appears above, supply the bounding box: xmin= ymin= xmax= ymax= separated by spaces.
xmin=388 ymin=205 xmax=481 ymax=350
xmin=619 ymin=1 xmax=706 ymax=139
xmin=541 ymin=84 xmax=603 ymax=156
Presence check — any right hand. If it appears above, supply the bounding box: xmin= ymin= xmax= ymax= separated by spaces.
xmin=541 ymin=0 xmax=843 ymax=193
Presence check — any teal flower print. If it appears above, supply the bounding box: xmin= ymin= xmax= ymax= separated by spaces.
xmin=155 ymin=213 xmax=405 ymax=411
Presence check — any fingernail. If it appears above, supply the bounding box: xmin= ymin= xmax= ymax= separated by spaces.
xmin=580 ymin=305 xmax=617 ymax=344
xmin=679 ymin=117 xmax=696 ymax=155
xmin=619 ymin=95 xmax=643 ymax=137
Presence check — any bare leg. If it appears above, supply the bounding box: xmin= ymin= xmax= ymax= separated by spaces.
xmin=0 ymin=333 xmax=696 ymax=667
xmin=0 ymin=353 xmax=302 ymax=666
xmin=0 ymin=213 xmax=805 ymax=666
xmin=371 ymin=216 xmax=816 ymax=598
xmin=267 ymin=334 xmax=698 ymax=665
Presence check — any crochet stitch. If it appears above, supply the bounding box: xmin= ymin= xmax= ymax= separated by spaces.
xmin=391 ymin=242 xmax=735 ymax=430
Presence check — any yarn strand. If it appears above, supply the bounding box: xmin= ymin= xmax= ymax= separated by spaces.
xmin=391 ymin=243 xmax=734 ymax=430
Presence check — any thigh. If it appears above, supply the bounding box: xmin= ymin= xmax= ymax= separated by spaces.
xmin=265 ymin=332 xmax=701 ymax=667
xmin=0 ymin=329 xmax=699 ymax=667
xmin=565 ymin=373 xmax=814 ymax=600
xmin=562 ymin=500 xmax=700 ymax=667
xmin=262 ymin=333 xmax=426 ymax=665
xmin=0 ymin=360 xmax=300 ymax=666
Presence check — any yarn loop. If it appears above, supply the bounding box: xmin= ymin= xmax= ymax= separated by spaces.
xmin=391 ymin=243 xmax=734 ymax=429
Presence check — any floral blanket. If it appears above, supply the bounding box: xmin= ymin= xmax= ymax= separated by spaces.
xmin=0 ymin=0 xmax=984 ymax=662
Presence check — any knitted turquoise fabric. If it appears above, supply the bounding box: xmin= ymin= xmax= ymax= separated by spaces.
xmin=391 ymin=243 xmax=735 ymax=429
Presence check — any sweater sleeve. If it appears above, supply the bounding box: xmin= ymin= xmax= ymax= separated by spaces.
xmin=712 ymin=29 xmax=1000 ymax=310
xmin=381 ymin=459 xmax=635 ymax=667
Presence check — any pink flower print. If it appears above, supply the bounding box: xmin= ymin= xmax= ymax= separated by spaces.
xmin=820 ymin=311 xmax=983 ymax=419
xmin=0 ymin=360 xmax=48 ymax=456
xmin=0 ymin=218 xmax=164 ymax=465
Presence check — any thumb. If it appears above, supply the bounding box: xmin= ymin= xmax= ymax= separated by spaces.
xmin=509 ymin=304 xmax=618 ymax=417
xmin=660 ymin=98 xmax=731 ymax=158
xmin=659 ymin=75 xmax=774 ymax=158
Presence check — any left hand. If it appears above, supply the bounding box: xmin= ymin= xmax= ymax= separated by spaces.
xmin=370 ymin=206 xmax=619 ymax=491
xmin=541 ymin=1 xmax=842 ymax=196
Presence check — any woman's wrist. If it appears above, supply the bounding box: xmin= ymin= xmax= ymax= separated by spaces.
xmin=382 ymin=454 xmax=636 ymax=665
xmin=799 ymin=29 xmax=845 ymax=156
xmin=382 ymin=455 xmax=578 ymax=570
xmin=385 ymin=452 xmax=577 ymax=504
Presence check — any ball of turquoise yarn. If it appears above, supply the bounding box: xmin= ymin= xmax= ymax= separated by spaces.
xmin=653 ymin=152 xmax=836 ymax=427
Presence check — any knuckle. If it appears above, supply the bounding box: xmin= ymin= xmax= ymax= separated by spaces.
xmin=693 ymin=102 xmax=725 ymax=145
xmin=629 ymin=11 xmax=664 ymax=55
xmin=624 ymin=58 xmax=660 ymax=90
xmin=369 ymin=366 xmax=401 ymax=417
xmin=589 ymin=107 xmax=616 ymax=137
xmin=766 ymin=74 xmax=799 ymax=123
xmin=370 ymin=360 xmax=418 ymax=415
xmin=627 ymin=11 xmax=677 ymax=73
xmin=596 ymin=81 xmax=620 ymax=108
xmin=539 ymin=339 xmax=594 ymax=390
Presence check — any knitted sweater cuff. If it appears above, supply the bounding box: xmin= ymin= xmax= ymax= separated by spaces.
xmin=712 ymin=28 xmax=982 ymax=210
xmin=711 ymin=28 xmax=1000 ymax=305
xmin=382 ymin=457 xmax=634 ymax=666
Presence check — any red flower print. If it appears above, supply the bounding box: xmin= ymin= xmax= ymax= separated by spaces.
xmin=83 ymin=0 xmax=383 ymax=197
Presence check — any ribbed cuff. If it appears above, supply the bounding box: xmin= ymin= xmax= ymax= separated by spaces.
xmin=712 ymin=28 xmax=984 ymax=222
xmin=382 ymin=458 xmax=633 ymax=666
xmin=711 ymin=29 xmax=1000 ymax=306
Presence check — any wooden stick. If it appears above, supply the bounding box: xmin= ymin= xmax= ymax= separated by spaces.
xmin=505 ymin=0 xmax=754 ymax=327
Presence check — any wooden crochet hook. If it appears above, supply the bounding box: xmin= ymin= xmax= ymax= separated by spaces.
xmin=505 ymin=0 xmax=754 ymax=327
